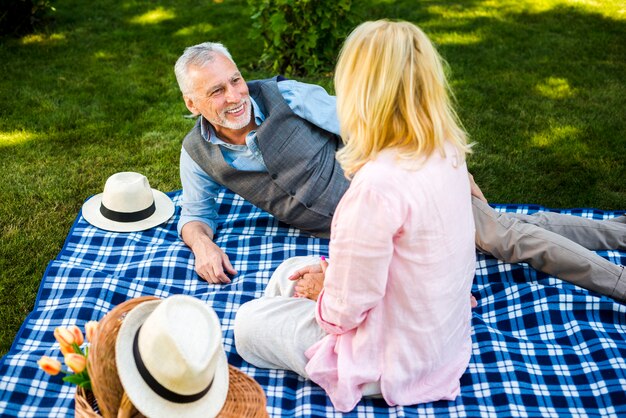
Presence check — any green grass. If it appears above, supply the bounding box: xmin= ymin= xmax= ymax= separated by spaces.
xmin=0 ymin=0 xmax=624 ymax=356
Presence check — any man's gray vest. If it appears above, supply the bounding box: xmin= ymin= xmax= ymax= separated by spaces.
xmin=182 ymin=77 xmax=349 ymax=238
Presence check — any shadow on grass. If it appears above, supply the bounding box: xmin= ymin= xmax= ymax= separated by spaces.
xmin=438 ymin=5 xmax=625 ymax=206
xmin=358 ymin=1 xmax=625 ymax=207
xmin=1 ymin=1 xmax=623 ymax=203
xmin=0 ymin=0 xmax=261 ymax=356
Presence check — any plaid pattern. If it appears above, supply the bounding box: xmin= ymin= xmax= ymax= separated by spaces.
xmin=1 ymin=190 xmax=625 ymax=417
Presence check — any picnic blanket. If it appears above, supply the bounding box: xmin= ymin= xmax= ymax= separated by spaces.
xmin=1 ymin=188 xmax=626 ymax=417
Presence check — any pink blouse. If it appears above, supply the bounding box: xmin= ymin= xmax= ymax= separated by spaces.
xmin=304 ymin=146 xmax=476 ymax=412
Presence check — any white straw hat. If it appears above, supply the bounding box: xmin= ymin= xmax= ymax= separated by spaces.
xmin=115 ymin=295 xmax=229 ymax=418
xmin=82 ymin=172 xmax=174 ymax=232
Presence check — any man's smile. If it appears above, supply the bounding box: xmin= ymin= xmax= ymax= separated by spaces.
xmin=225 ymin=102 xmax=245 ymax=115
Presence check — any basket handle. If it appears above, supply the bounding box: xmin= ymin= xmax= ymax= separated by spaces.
xmin=116 ymin=392 xmax=136 ymax=418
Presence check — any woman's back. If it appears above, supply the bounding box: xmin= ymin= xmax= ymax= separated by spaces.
xmin=307 ymin=144 xmax=476 ymax=411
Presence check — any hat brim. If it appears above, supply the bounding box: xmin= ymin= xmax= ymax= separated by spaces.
xmin=115 ymin=300 xmax=230 ymax=418
xmin=81 ymin=189 xmax=175 ymax=232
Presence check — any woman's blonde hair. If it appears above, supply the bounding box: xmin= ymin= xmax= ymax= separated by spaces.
xmin=334 ymin=20 xmax=472 ymax=177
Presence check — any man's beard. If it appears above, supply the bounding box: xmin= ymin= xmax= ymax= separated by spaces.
xmin=210 ymin=97 xmax=252 ymax=130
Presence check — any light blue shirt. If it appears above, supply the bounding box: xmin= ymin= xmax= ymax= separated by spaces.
xmin=178 ymin=79 xmax=340 ymax=235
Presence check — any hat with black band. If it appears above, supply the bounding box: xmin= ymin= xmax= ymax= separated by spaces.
xmin=115 ymin=295 xmax=268 ymax=418
xmin=82 ymin=172 xmax=175 ymax=232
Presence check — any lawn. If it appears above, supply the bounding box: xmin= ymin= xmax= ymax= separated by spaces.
xmin=0 ymin=0 xmax=624 ymax=356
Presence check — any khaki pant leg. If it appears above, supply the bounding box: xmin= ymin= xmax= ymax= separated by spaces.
xmin=503 ymin=211 xmax=626 ymax=250
xmin=472 ymin=197 xmax=626 ymax=302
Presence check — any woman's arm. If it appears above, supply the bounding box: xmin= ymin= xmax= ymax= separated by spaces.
xmin=316 ymin=183 xmax=403 ymax=334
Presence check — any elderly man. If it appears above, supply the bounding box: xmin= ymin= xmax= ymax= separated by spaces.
xmin=174 ymin=41 xmax=626 ymax=302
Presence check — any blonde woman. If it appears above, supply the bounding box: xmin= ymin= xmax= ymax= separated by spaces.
xmin=235 ymin=20 xmax=476 ymax=412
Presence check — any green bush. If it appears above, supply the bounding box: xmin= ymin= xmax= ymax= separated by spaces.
xmin=0 ymin=0 xmax=55 ymax=36
xmin=248 ymin=0 xmax=355 ymax=76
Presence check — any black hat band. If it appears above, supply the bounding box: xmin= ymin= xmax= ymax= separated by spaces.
xmin=100 ymin=201 xmax=156 ymax=223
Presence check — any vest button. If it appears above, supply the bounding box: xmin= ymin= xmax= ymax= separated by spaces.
xmin=305 ymin=202 xmax=312 ymax=208
xmin=289 ymin=191 xmax=296 ymax=196
xmin=271 ymin=174 xmax=277 ymax=180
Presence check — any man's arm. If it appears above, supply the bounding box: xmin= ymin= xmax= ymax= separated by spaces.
xmin=179 ymin=147 xmax=237 ymax=284
xmin=181 ymin=221 xmax=236 ymax=284
xmin=277 ymin=80 xmax=340 ymax=135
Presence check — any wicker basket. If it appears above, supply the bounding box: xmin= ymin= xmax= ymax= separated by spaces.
xmin=85 ymin=296 xmax=157 ymax=418
xmin=74 ymin=386 xmax=139 ymax=418
xmin=220 ymin=365 xmax=269 ymax=417
xmin=78 ymin=295 xmax=268 ymax=418
xmin=75 ymin=386 xmax=101 ymax=418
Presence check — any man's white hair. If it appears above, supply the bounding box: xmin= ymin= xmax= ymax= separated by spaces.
xmin=174 ymin=42 xmax=235 ymax=96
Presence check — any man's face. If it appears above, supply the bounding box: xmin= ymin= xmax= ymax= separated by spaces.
xmin=184 ymin=53 xmax=252 ymax=132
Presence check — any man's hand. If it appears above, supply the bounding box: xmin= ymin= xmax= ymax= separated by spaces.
xmin=468 ymin=172 xmax=488 ymax=203
xmin=289 ymin=257 xmax=328 ymax=301
xmin=182 ymin=221 xmax=237 ymax=284
xmin=192 ymin=238 xmax=237 ymax=284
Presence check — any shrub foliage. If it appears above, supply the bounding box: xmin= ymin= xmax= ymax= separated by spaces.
xmin=248 ymin=0 xmax=355 ymax=76
xmin=0 ymin=0 xmax=55 ymax=36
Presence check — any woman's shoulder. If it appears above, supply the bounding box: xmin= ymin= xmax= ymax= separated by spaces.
xmin=356 ymin=146 xmax=466 ymax=197
xmin=349 ymin=152 xmax=417 ymax=207
xmin=354 ymin=150 xmax=402 ymax=185
xmin=357 ymin=147 xmax=450 ymax=181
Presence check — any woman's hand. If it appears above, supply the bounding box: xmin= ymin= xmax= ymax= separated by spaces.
xmin=289 ymin=257 xmax=328 ymax=301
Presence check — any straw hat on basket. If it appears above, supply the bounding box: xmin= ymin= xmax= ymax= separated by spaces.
xmin=87 ymin=296 xmax=159 ymax=418
xmin=114 ymin=295 xmax=268 ymax=418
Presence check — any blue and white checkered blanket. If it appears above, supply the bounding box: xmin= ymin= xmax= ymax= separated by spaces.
xmin=1 ymin=189 xmax=626 ymax=417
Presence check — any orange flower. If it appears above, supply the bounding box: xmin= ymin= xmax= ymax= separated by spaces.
xmin=53 ymin=327 xmax=75 ymax=347
xmin=59 ymin=342 xmax=74 ymax=356
xmin=38 ymin=356 xmax=62 ymax=376
xmin=64 ymin=353 xmax=87 ymax=374
xmin=68 ymin=325 xmax=84 ymax=346
xmin=85 ymin=321 xmax=98 ymax=343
